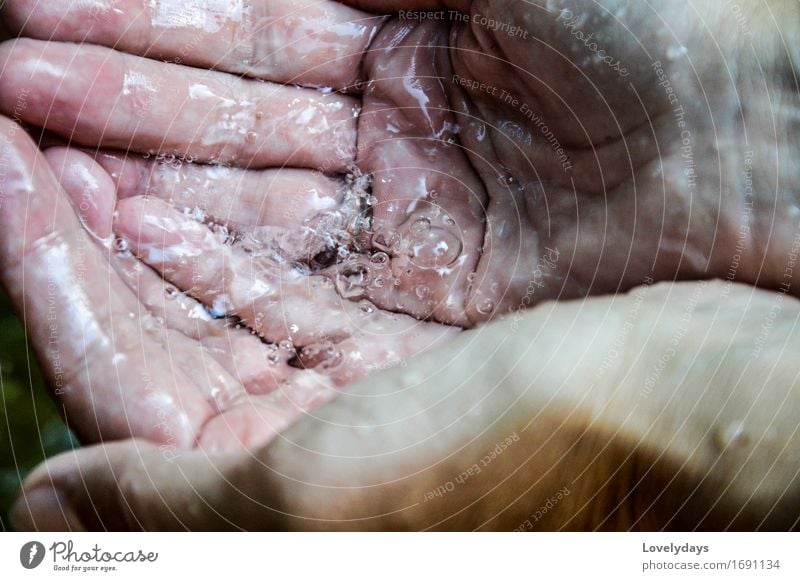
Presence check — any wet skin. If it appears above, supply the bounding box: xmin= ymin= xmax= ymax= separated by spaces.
xmin=1 ymin=0 xmax=800 ymax=530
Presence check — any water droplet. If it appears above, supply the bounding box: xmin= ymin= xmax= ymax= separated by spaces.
xmin=497 ymin=173 xmax=515 ymax=187
xmin=255 ymin=111 xmax=264 ymax=120
xmin=372 ymin=276 xmax=385 ymax=288
xmin=713 ymin=421 xmax=748 ymax=450
xmin=320 ymin=349 xmax=344 ymax=370
xmin=289 ymin=323 xmax=299 ymax=334
xmin=415 ymin=285 xmax=430 ymax=299
xmin=212 ymin=224 xmax=234 ymax=245
xmin=246 ymin=131 xmax=258 ymax=144
xmin=114 ymin=237 xmax=129 ymax=252
xmin=443 ymin=215 xmax=455 ymax=226
xmin=408 ymin=226 xmax=463 ymax=269
xmin=372 ymin=230 xmax=400 ymax=253
xmin=410 ymin=217 xmax=431 ymax=235
xmin=279 ymin=339 xmax=294 ymax=351
xmin=370 ymin=252 xmax=389 ymax=266
xmin=165 ymin=286 xmax=179 ymax=299
xmin=265 ymin=345 xmax=280 ymax=365
xmin=335 ymin=264 xmax=369 ymax=299
xmin=476 ymin=298 xmax=495 ymax=316
xmin=359 ymin=301 xmax=375 ymax=314
xmin=666 ymin=45 xmax=688 ymax=61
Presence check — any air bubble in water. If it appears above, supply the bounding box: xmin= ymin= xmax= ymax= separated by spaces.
xmin=370 ymin=252 xmax=389 ymax=266
xmin=713 ymin=421 xmax=748 ymax=450
xmin=165 ymin=286 xmax=179 ymax=299
xmin=408 ymin=226 xmax=463 ymax=269
xmin=476 ymin=298 xmax=495 ymax=316
xmin=114 ymin=237 xmax=129 ymax=252
xmin=372 ymin=229 xmax=400 ymax=253
xmin=415 ymin=285 xmax=430 ymax=299
xmin=279 ymin=339 xmax=294 ymax=351
xmin=410 ymin=217 xmax=431 ymax=235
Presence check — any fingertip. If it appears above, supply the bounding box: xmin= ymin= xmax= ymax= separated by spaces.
xmin=43 ymin=147 xmax=116 ymax=240
xmin=10 ymin=485 xmax=85 ymax=532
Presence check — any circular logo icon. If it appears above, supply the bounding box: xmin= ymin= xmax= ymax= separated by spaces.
xmin=20 ymin=541 xmax=46 ymax=569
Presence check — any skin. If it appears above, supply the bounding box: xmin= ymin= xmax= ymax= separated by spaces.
xmin=0 ymin=0 xmax=798 ymax=529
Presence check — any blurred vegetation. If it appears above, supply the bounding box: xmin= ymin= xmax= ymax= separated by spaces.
xmin=0 ymin=290 xmax=77 ymax=531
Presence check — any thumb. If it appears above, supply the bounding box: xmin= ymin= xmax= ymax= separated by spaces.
xmin=9 ymin=440 xmax=257 ymax=531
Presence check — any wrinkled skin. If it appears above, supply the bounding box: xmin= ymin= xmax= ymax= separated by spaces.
xmin=1 ymin=0 xmax=799 ymax=530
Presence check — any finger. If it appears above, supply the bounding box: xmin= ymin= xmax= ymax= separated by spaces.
xmin=0 ymin=38 xmax=359 ymax=170
xmin=251 ymin=284 xmax=800 ymax=531
xmin=2 ymin=0 xmax=384 ymax=90
xmin=94 ymin=151 xmax=344 ymax=231
xmin=9 ymin=440 xmax=254 ymax=531
xmin=41 ymin=146 xmax=115 ymax=240
xmin=199 ymin=371 xmax=337 ymax=452
xmin=49 ymin=146 xmax=299 ymax=397
xmin=357 ymin=20 xmax=486 ymax=325
xmin=341 ymin=0 xmax=471 ymax=12
xmin=0 ymin=118 xmax=214 ymax=445
xmin=115 ymin=195 xmax=459 ymax=383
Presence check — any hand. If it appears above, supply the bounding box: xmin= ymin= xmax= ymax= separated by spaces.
xmin=2 ymin=0 xmax=799 ymax=529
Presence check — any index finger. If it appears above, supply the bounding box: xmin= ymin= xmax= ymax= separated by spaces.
xmin=2 ymin=0 xmax=385 ymax=89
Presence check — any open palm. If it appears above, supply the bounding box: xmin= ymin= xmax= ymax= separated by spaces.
xmin=2 ymin=0 xmax=799 ymax=530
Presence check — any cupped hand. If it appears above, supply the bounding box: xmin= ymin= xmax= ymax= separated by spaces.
xmin=2 ymin=0 xmax=799 ymax=530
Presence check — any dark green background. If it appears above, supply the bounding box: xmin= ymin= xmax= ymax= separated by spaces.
xmin=0 ymin=291 xmax=77 ymax=531
xmin=0 ymin=21 xmax=77 ymax=531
